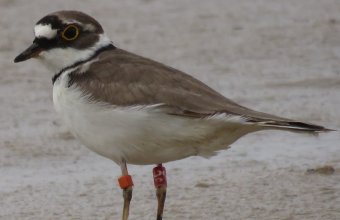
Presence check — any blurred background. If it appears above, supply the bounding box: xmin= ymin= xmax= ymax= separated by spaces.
xmin=1 ymin=0 xmax=339 ymax=219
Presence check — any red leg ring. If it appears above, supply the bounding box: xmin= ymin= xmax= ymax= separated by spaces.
xmin=153 ymin=164 xmax=167 ymax=188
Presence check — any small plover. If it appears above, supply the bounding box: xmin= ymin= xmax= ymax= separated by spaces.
xmin=14 ymin=10 xmax=331 ymax=220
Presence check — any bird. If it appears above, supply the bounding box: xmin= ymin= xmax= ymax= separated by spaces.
xmin=14 ymin=10 xmax=331 ymax=220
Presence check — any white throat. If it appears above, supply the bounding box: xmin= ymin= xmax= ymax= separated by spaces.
xmin=37 ymin=34 xmax=111 ymax=73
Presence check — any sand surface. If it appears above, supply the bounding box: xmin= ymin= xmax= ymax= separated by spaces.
xmin=1 ymin=0 xmax=340 ymax=219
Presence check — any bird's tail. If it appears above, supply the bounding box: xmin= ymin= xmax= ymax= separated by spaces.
xmin=255 ymin=120 xmax=334 ymax=133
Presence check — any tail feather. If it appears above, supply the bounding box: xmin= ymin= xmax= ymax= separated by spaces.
xmin=255 ymin=120 xmax=334 ymax=133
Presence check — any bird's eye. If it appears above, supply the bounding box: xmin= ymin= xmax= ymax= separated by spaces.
xmin=61 ymin=24 xmax=79 ymax=41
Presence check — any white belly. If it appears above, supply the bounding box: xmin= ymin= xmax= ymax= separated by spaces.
xmin=53 ymin=73 xmax=257 ymax=165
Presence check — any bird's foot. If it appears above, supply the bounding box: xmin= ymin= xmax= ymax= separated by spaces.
xmin=153 ymin=164 xmax=167 ymax=220
xmin=119 ymin=175 xmax=134 ymax=220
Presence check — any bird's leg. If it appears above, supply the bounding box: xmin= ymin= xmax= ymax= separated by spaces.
xmin=153 ymin=164 xmax=167 ymax=220
xmin=118 ymin=161 xmax=133 ymax=220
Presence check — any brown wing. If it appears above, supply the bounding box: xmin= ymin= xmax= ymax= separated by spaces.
xmin=68 ymin=48 xmax=329 ymax=132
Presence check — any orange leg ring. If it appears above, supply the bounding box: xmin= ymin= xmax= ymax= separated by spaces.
xmin=118 ymin=175 xmax=134 ymax=189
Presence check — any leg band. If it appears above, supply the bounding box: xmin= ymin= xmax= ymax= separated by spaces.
xmin=153 ymin=164 xmax=167 ymax=188
xmin=118 ymin=175 xmax=134 ymax=189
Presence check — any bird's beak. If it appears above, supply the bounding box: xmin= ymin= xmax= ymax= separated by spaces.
xmin=14 ymin=42 xmax=42 ymax=63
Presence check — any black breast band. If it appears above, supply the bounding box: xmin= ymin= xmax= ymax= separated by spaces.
xmin=52 ymin=44 xmax=116 ymax=84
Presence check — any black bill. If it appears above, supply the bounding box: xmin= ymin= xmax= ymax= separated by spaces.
xmin=14 ymin=42 xmax=42 ymax=63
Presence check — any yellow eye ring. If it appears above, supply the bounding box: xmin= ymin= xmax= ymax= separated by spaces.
xmin=61 ymin=24 xmax=79 ymax=41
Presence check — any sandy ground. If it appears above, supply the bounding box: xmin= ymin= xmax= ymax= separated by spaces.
xmin=1 ymin=0 xmax=340 ymax=219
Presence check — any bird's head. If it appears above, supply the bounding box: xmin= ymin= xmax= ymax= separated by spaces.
xmin=14 ymin=10 xmax=112 ymax=72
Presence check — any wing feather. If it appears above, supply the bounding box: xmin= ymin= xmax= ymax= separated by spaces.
xmin=69 ymin=48 xmax=330 ymax=132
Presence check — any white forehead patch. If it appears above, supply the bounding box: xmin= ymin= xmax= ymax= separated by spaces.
xmin=34 ymin=24 xmax=57 ymax=39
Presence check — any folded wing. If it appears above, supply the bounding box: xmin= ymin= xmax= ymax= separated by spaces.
xmin=70 ymin=48 xmax=331 ymax=133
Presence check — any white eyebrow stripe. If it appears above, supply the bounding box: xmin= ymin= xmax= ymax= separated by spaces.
xmin=63 ymin=20 xmax=95 ymax=31
xmin=34 ymin=24 xmax=57 ymax=39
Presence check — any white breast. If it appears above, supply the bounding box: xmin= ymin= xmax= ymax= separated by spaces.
xmin=53 ymin=70 xmax=257 ymax=165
